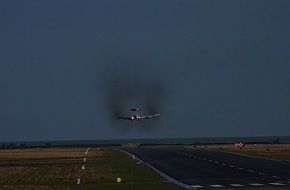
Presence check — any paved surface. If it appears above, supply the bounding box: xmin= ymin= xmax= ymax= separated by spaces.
xmin=124 ymin=148 xmax=290 ymax=189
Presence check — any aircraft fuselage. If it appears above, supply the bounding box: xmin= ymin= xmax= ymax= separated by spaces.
xmin=131 ymin=114 xmax=142 ymax=121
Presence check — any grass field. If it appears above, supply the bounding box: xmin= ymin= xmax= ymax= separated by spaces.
xmin=0 ymin=148 xmax=181 ymax=190
xmin=187 ymin=144 xmax=290 ymax=161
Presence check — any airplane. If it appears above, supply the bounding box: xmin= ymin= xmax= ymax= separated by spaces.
xmin=116 ymin=108 xmax=160 ymax=121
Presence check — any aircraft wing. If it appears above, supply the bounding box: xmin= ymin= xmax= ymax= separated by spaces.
xmin=141 ymin=113 xmax=161 ymax=119
xmin=116 ymin=116 xmax=133 ymax=120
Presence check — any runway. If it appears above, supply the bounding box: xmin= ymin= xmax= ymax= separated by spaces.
xmin=123 ymin=147 xmax=290 ymax=189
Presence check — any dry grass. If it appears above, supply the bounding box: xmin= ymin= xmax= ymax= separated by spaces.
xmin=0 ymin=147 xmax=181 ymax=190
xmin=0 ymin=148 xmax=103 ymax=159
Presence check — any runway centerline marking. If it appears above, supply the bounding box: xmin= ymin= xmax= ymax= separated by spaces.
xmin=210 ymin=184 xmax=224 ymax=188
xmin=230 ymin=184 xmax=244 ymax=187
xmin=269 ymin=182 xmax=285 ymax=186
xmin=247 ymin=170 xmax=255 ymax=172
xmin=272 ymin=176 xmax=281 ymax=179
xmin=249 ymin=183 xmax=264 ymax=186
xmin=258 ymin=172 xmax=267 ymax=175
xmin=191 ymin=185 xmax=203 ymax=188
xmin=237 ymin=167 xmax=243 ymax=170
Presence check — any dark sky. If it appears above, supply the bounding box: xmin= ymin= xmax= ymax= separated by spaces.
xmin=1 ymin=0 xmax=290 ymax=141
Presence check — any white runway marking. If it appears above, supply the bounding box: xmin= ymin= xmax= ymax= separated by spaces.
xmin=229 ymin=165 xmax=235 ymax=168
xmin=272 ymin=176 xmax=281 ymax=179
xmin=214 ymin=161 xmax=219 ymax=164
xmin=230 ymin=184 xmax=244 ymax=187
xmin=247 ymin=170 xmax=255 ymax=172
xmin=258 ymin=172 xmax=267 ymax=175
xmin=238 ymin=167 xmax=243 ymax=170
xmin=191 ymin=185 xmax=203 ymax=188
xmin=210 ymin=184 xmax=224 ymax=187
xmin=221 ymin=163 xmax=227 ymax=166
xmin=269 ymin=182 xmax=285 ymax=186
xmin=249 ymin=183 xmax=264 ymax=186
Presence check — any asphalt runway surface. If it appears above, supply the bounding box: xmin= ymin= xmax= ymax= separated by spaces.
xmin=124 ymin=148 xmax=290 ymax=189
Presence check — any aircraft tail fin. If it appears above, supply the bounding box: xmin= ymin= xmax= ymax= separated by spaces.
xmin=130 ymin=108 xmax=141 ymax=111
